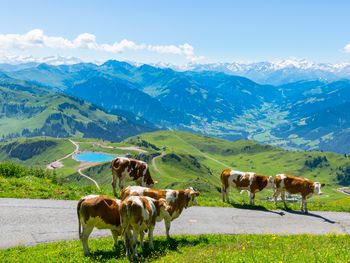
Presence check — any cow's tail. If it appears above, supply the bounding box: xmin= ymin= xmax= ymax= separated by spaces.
xmin=121 ymin=201 xmax=131 ymax=236
xmin=220 ymin=170 xmax=227 ymax=193
xmin=77 ymin=198 xmax=83 ymax=239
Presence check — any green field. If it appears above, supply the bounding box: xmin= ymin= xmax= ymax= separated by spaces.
xmin=1 ymin=131 xmax=350 ymax=212
xmin=1 ymin=234 xmax=349 ymax=262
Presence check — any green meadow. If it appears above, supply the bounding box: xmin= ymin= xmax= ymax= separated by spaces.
xmin=0 ymin=234 xmax=349 ymax=262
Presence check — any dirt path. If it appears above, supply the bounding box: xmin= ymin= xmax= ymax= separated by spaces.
xmin=337 ymin=187 xmax=350 ymax=196
xmin=1 ymin=198 xmax=349 ymax=249
xmin=76 ymin=163 xmax=101 ymax=190
xmin=152 ymin=152 xmax=166 ymax=174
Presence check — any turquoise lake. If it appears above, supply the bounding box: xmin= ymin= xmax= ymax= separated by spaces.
xmin=74 ymin=152 xmax=116 ymax=162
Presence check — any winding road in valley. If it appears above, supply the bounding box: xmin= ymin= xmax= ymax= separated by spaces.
xmin=0 ymin=198 xmax=349 ymax=249
xmin=47 ymin=139 xmax=101 ymax=189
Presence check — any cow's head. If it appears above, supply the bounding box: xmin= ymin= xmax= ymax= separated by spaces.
xmin=143 ymin=170 xmax=156 ymax=188
xmin=156 ymin=198 xmax=171 ymax=220
xmin=185 ymin=187 xmax=200 ymax=207
xmin=266 ymin=176 xmax=275 ymax=189
xmin=313 ymin=182 xmax=325 ymax=195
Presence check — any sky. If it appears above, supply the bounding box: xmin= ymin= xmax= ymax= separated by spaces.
xmin=1 ymin=0 xmax=350 ymax=65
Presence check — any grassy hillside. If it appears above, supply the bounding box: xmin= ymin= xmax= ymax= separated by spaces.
xmin=0 ymin=137 xmax=75 ymax=166
xmin=0 ymin=77 xmax=155 ymax=142
xmin=0 ymin=162 xmax=94 ymax=199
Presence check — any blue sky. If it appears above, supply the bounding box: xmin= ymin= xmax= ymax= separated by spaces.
xmin=1 ymin=0 xmax=350 ymax=64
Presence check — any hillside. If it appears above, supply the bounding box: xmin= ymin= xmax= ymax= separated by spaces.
xmin=0 ymin=76 xmax=156 ymax=142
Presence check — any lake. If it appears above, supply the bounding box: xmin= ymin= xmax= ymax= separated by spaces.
xmin=74 ymin=152 xmax=116 ymax=162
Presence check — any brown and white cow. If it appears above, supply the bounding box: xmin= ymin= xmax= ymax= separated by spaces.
xmin=273 ymin=174 xmax=325 ymax=213
xmin=121 ymin=186 xmax=200 ymax=239
xmin=111 ymin=157 xmax=156 ymax=196
xmin=221 ymin=169 xmax=274 ymax=205
xmin=77 ymin=195 xmax=122 ymax=256
xmin=120 ymin=195 xmax=169 ymax=261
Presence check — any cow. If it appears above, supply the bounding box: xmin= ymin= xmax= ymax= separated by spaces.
xmin=111 ymin=157 xmax=156 ymax=197
xmin=120 ymin=195 xmax=170 ymax=261
xmin=77 ymin=195 xmax=122 ymax=256
xmin=220 ymin=169 xmax=274 ymax=205
xmin=273 ymin=174 xmax=325 ymax=213
xmin=121 ymin=186 xmax=200 ymax=239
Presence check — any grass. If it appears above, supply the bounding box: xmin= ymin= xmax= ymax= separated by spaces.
xmin=0 ymin=175 xmax=96 ymax=199
xmin=1 ymin=234 xmax=349 ymax=262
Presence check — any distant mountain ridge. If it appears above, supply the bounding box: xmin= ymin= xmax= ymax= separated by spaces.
xmin=1 ymin=60 xmax=350 ymax=153
xmin=0 ymin=74 xmax=156 ymax=141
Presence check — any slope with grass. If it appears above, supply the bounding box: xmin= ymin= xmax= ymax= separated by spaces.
xmin=0 ymin=162 xmax=94 ymax=199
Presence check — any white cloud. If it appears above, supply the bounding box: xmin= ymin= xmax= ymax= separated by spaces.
xmin=344 ymin=42 xmax=350 ymax=53
xmin=0 ymin=29 xmax=204 ymax=61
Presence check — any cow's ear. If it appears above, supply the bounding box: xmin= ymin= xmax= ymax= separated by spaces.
xmin=193 ymin=191 xmax=200 ymax=197
xmin=321 ymin=183 xmax=325 ymax=187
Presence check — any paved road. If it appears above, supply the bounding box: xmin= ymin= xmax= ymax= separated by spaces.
xmin=1 ymin=198 xmax=349 ymax=249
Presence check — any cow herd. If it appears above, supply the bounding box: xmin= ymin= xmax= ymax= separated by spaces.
xmin=77 ymin=157 xmax=325 ymax=261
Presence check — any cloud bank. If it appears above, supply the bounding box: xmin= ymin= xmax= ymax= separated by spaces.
xmin=0 ymin=29 xmax=204 ymax=62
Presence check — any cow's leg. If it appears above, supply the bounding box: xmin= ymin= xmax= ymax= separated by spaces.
xmin=131 ymin=226 xmax=140 ymax=260
xmin=281 ymin=191 xmax=287 ymax=208
xmin=301 ymin=197 xmax=308 ymax=213
xmin=119 ymin=178 xmax=125 ymax=192
xmin=111 ymin=230 xmax=119 ymax=247
xmin=139 ymin=229 xmax=145 ymax=247
xmin=81 ymin=225 xmax=93 ymax=256
xmin=223 ymin=187 xmax=230 ymax=203
xmin=124 ymin=230 xmax=133 ymax=261
xmin=273 ymin=189 xmax=280 ymax=205
xmin=148 ymin=225 xmax=155 ymax=249
xmin=249 ymin=191 xmax=255 ymax=205
xmin=281 ymin=191 xmax=286 ymax=207
xmin=300 ymin=197 xmax=305 ymax=212
xmin=221 ymin=185 xmax=226 ymax=202
xmin=111 ymin=172 xmax=118 ymax=197
xmin=164 ymin=218 xmax=171 ymax=239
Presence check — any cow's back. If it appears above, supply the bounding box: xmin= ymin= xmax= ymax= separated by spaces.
xmin=278 ymin=175 xmax=314 ymax=196
xmin=79 ymin=195 xmax=121 ymax=228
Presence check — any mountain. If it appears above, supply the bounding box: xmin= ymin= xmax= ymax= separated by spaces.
xmin=2 ymin=60 xmax=350 ymax=153
xmin=65 ymin=64 xmax=279 ymax=140
xmin=175 ymin=59 xmax=350 ymax=85
xmin=0 ymin=75 xmax=156 ymax=142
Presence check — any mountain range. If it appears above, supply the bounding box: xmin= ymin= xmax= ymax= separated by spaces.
xmin=0 ymin=59 xmax=350 ymax=153
xmin=0 ymin=73 xmax=155 ymax=141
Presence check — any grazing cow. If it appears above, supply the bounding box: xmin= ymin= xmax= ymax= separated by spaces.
xmin=77 ymin=195 xmax=122 ymax=256
xmin=121 ymin=186 xmax=200 ymax=239
xmin=221 ymin=169 xmax=274 ymax=205
xmin=120 ymin=195 xmax=169 ymax=261
xmin=274 ymin=174 xmax=325 ymax=213
xmin=111 ymin=157 xmax=156 ymax=196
